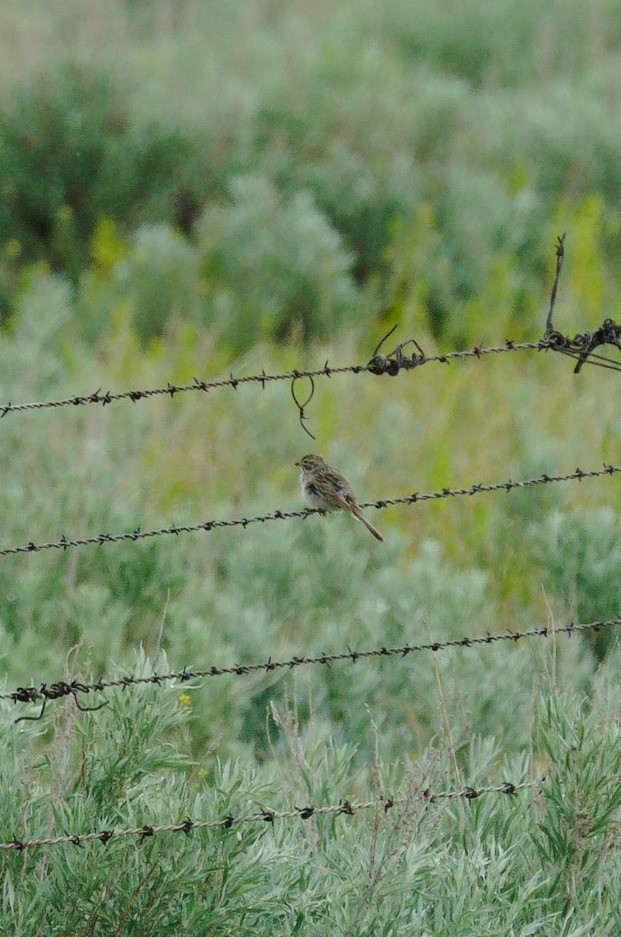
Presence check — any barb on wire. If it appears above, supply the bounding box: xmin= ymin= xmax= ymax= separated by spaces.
xmin=0 ymin=778 xmax=538 ymax=852
xmin=367 ymin=323 xmax=428 ymax=376
xmin=548 ymin=319 xmax=621 ymax=374
xmin=3 ymin=613 xmax=620 ymax=714
xmin=0 ymin=462 xmax=619 ymax=561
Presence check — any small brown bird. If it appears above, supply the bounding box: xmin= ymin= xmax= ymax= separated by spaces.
xmin=295 ymin=453 xmax=384 ymax=542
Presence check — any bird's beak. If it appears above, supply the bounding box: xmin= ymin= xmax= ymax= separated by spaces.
xmin=294 ymin=459 xmax=301 ymax=467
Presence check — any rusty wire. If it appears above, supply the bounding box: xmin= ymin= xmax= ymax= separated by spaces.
xmin=0 ymin=461 xmax=619 ymax=560
xmin=0 ymin=778 xmax=537 ymax=853
xmin=3 ymin=612 xmax=619 ymax=714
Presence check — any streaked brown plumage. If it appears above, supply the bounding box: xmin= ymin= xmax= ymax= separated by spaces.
xmin=295 ymin=453 xmax=383 ymax=542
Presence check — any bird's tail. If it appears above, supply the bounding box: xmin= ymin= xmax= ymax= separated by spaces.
xmin=352 ymin=508 xmax=384 ymax=542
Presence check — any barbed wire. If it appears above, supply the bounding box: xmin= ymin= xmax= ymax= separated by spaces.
xmin=2 ymin=234 xmax=621 ymax=426
xmin=2 ymin=332 xmax=615 ymax=423
xmin=3 ymin=613 xmax=619 ymax=717
xmin=1 ymin=461 xmax=619 ymax=560
xmin=0 ymin=338 xmax=552 ymax=420
xmin=542 ymin=234 xmax=621 ymax=373
xmin=0 ymin=778 xmax=537 ymax=852
xmin=0 ymin=332 xmax=617 ymax=430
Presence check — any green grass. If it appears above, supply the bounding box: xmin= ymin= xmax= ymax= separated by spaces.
xmin=2 ymin=672 xmax=621 ymax=934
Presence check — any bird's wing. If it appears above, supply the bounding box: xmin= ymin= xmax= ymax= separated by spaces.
xmin=327 ymin=484 xmax=359 ymax=514
xmin=324 ymin=471 xmax=354 ymax=496
xmin=331 ymin=492 xmax=355 ymax=512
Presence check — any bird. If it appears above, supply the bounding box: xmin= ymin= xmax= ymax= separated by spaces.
xmin=295 ymin=453 xmax=384 ymax=542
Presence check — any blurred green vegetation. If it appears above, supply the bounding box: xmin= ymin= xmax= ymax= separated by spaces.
xmin=0 ymin=273 xmax=618 ymax=765
xmin=2 ymin=0 xmax=621 ymax=347
xmin=1 ymin=0 xmax=621 ymax=931
xmin=3 ymin=679 xmax=621 ymax=934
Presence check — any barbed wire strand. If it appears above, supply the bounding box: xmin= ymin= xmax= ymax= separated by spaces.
xmin=0 ymin=779 xmax=538 ymax=853
xmin=3 ymin=234 xmax=621 ymax=420
xmin=0 ymin=339 xmax=555 ymax=419
xmin=1 ymin=462 xmax=619 ymax=560
xmin=1 ymin=332 xmax=620 ymax=422
xmin=2 ymin=613 xmax=619 ymax=712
